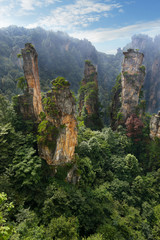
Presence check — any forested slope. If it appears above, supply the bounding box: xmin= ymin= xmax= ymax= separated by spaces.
xmin=1 ymin=90 xmax=160 ymax=239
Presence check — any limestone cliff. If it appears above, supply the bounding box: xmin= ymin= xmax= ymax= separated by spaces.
xmin=78 ymin=60 xmax=103 ymax=130
xmin=121 ymin=49 xmax=145 ymax=121
xmin=150 ymin=112 xmax=160 ymax=139
xmin=38 ymin=77 xmax=77 ymax=165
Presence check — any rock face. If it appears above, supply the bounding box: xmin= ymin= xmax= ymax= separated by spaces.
xmin=17 ymin=44 xmax=77 ymax=167
xmin=39 ymin=78 xmax=77 ymax=165
xmin=150 ymin=112 xmax=160 ymax=139
xmin=147 ymin=56 xmax=160 ymax=113
xmin=78 ymin=60 xmax=103 ymax=130
xmin=121 ymin=49 xmax=145 ymax=120
xmin=21 ymin=43 xmax=43 ymax=119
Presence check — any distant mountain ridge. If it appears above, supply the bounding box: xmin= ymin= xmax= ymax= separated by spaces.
xmin=1 ymin=26 xmax=160 ymax=115
xmin=0 ymin=26 xmax=122 ymax=100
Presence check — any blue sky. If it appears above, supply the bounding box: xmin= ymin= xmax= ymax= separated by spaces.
xmin=0 ymin=0 xmax=160 ymax=54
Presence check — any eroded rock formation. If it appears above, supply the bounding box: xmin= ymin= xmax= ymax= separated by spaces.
xmin=21 ymin=43 xmax=43 ymax=119
xmin=39 ymin=77 xmax=77 ymax=165
xmin=121 ymin=49 xmax=145 ymax=121
xmin=78 ymin=60 xmax=103 ymax=130
xmin=110 ymin=49 xmax=146 ymax=130
xmin=150 ymin=112 xmax=160 ymax=139
xmin=17 ymin=44 xmax=77 ymax=167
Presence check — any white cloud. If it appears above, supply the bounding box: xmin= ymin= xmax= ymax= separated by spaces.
xmin=16 ymin=0 xmax=61 ymax=12
xmin=70 ymin=19 xmax=160 ymax=43
xmin=27 ymin=0 xmax=121 ymax=30
xmin=45 ymin=0 xmax=61 ymax=5
xmin=0 ymin=1 xmax=15 ymax=27
xmin=69 ymin=19 xmax=160 ymax=54
xmin=18 ymin=0 xmax=42 ymax=11
xmin=119 ymin=8 xmax=124 ymax=13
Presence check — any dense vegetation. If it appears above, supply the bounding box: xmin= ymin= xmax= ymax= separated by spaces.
xmin=1 ymin=93 xmax=160 ymax=239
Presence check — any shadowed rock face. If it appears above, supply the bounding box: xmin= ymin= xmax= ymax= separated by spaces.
xmin=147 ymin=57 xmax=160 ymax=112
xmin=78 ymin=61 xmax=103 ymax=130
xmin=121 ymin=49 xmax=145 ymax=120
xmin=21 ymin=43 xmax=43 ymax=119
xmin=150 ymin=112 xmax=160 ymax=139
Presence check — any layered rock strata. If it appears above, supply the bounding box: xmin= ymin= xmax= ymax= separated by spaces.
xmin=121 ymin=49 xmax=145 ymax=121
xmin=78 ymin=60 xmax=103 ymax=130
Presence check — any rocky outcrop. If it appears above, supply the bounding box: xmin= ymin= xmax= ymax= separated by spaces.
xmin=150 ymin=111 xmax=160 ymax=139
xmin=17 ymin=44 xmax=77 ymax=167
xmin=39 ymin=77 xmax=77 ymax=165
xmin=78 ymin=60 xmax=103 ymax=130
xmin=121 ymin=49 xmax=145 ymax=121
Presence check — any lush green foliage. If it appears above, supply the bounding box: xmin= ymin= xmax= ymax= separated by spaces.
xmin=78 ymin=67 xmax=103 ymax=130
xmin=0 ymin=193 xmax=15 ymax=240
xmin=52 ymin=77 xmax=70 ymax=90
xmin=16 ymin=76 xmax=27 ymax=92
xmin=1 ymin=90 xmax=160 ymax=240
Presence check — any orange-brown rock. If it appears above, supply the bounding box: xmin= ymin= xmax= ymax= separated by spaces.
xmin=39 ymin=78 xmax=77 ymax=166
xmin=121 ymin=49 xmax=145 ymax=120
xmin=21 ymin=43 xmax=43 ymax=119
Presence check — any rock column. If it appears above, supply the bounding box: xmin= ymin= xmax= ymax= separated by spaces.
xmin=78 ymin=60 xmax=102 ymax=130
xmin=121 ymin=49 xmax=145 ymax=120
xmin=21 ymin=43 xmax=43 ymax=119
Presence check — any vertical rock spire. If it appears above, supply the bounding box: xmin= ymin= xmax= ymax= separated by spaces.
xmin=78 ymin=60 xmax=103 ymax=130
xmin=121 ymin=49 xmax=145 ymax=120
xmin=21 ymin=43 xmax=43 ymax=119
